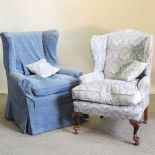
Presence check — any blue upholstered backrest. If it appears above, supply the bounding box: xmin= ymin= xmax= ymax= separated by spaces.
xmin=1 ymin=30 xmax=59 ymax=75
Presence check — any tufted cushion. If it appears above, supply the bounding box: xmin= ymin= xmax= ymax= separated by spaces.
xmin=72 ymin=79 xmax=141 ymax=106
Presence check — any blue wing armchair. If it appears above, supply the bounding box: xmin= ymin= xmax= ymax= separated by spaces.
xmin=1 ymin=30 xmax=83 ymax=135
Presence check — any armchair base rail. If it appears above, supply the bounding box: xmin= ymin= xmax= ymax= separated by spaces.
xmin=72 ymin=107 xmax=148 ymax=146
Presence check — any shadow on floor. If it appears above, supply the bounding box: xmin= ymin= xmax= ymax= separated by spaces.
xmin=0 ymin=93 xmax=19 ymax=132
xmin=0 ymin=93 xmax=155 ymax=137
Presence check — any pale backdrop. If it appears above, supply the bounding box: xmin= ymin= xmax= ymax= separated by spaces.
xmin=0 ymin=0 xmax=155 ymax=93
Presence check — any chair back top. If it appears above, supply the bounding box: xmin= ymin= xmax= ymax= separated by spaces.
xmin=1 ymin=30 xmax=59 ymax=75
xmin=91 ymin=29 xmax=153 ymax=78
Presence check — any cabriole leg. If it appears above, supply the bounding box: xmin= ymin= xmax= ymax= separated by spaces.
xmin=130 ymin=120 xmax=141 ymax=146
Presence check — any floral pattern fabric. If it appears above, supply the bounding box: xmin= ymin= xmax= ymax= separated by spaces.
xmin=72 ymin=79 xmax=141 ymax=106
xmin=104 ymin=29 xmax=148 ymax=79
xmin=73 ymin=97 xmax=149 ymax=121
xmin=72 ymin=29 xmax=153 ymax=120
xmin=26 ymin=59 xmax=60 ymax=77
xmin=91 ymin=35 xmax=107 ymax=72
xmin=116 ymin=60 xmax=147 ymax=81
xmin=79 ymin=72 xmax=104 ymax=84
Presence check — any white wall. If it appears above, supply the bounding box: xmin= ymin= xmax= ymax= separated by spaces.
xmin=0 ymin=0 xmax=155 ymax=93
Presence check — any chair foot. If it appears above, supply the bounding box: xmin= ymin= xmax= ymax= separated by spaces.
xmin=130 ymin=120 xmax=141 ymax=146
xmin=72 ymin=112 xmax=81 ymax=134
xmin=135 ymin=141 xmax=140 ymax=146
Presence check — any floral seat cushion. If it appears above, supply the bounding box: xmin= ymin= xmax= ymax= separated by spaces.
xmin=72 ymin=79 xmax=141 ymax=106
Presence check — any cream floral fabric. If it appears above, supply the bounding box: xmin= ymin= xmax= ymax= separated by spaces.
xmin=72 ymin=29 xmax=153 ymax=120
xmin=104 ymin=29 xmax=148 ymax=79
xmin=26 ymin=59 xmax=60 ymax=77
xmin=144 ymin=35 xmax=154 ymax=76
xmin=138 ymin=76 xmax=150 ymax=99
xmin=91 ymin=35 xmax=107 ymax=72
xmin=79 ymin=72 xmax=104 ymax=84
xmin=116 ymin=60 xmax=147 ymax=81
xmin=73 ymin=97 xmax=149 ymax=121
xmin=72 ymin=79 xmax=141 ymax=106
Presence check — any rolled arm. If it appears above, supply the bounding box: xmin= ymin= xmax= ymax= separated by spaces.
xmin=58 ymin=66 xmax=83 ymax=78
xmin=9 ymin=71 xmax=33 ymax=96
xmin=137 ymin=76 xmax=150 ymax=99
xmin=138 ymin=76 xmax=150 ymax=91
xmin=79 ymin=72 xmax=104 ymax=84
xmin=10 ymin=71 xmax=27 ymax=82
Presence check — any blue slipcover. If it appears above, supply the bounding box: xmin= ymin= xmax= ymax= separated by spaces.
xmin=27 ymin=74 xmax=78 ymax=96
xmin=0 ymin=30 xmax=83 ymax=135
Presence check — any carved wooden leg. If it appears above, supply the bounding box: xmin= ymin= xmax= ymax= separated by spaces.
xmin=130 ymin=120 xmax=141 ymax=146
xmin=72 ymin=112 xmax=81 ymax=134
xmin=143 ymin=107 xmax=148 ymax=124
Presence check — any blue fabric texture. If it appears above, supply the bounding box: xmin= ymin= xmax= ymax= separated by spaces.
xmin=58 ymin=66 xmax=83 ymax=78
xmin=28 ymin=74 xmax=79 ymax=96
xmin=0 ymin=30 xmax=83 ymax=135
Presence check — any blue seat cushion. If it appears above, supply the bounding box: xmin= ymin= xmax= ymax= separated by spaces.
xmin=28 ymin=74 xmax=79 ymax=96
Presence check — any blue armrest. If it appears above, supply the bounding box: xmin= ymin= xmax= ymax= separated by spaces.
xmin=58 ymin=66 xmax=83 ymax=78
xmin=10 ymin=71 xmax=27 ymax=82
xmin=10 ymin=71 xmax=33 ymax=96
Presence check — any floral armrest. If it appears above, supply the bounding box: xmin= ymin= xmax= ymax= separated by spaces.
xmin=138 ymin=76 xmax=150 ymax=91
xmin=138 ymin=76 xmax=150 ymax=98
xmin=79 ymin=72 xmax=104 ymax=84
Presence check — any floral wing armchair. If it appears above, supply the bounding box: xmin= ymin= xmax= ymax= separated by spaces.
xmin=72 ymin=29 xmax=153 ymax=145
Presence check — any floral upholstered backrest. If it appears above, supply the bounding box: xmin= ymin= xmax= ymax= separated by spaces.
xmin=91 ymin=29 xmax=152 ymax=79
xmin=91 ymin=35 xmax=107 ymax=72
